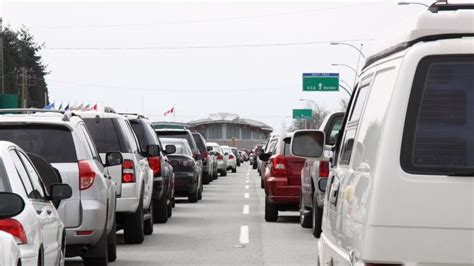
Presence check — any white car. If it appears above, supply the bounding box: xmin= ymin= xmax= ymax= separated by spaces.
xmin=292 ymin=4 xmax=474 ymax=266
xmin=207 ymin=142 xmax=227 ymax=177
xmin=221 ymin=146 xmax=237 ymax=173
xmin=0 ymin=141 xmax=72 ymax=266
xmin=0 ymin=227 xmax=21 ymax=266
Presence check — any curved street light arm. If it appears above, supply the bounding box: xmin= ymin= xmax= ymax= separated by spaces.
xmin=339 ymin=85 xmax=352 ymax=97
xmin=330 ymin=42 xmax=366 ymax=59
xmin=331 ymin=63 xmax=358 ymax=76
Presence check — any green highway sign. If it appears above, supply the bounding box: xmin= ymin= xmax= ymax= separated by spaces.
xmin=303 ymin=73 xmax=339 ymax=92
xmin=293 ymin=109 xmax=312 ymax=119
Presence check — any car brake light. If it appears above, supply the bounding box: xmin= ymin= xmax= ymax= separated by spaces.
xmin=122 ymin=159 xmax=135 ymax=183
xmin=364 ymin=263 xmax=403 ymax=266
xmin=319 ymin=161 xmax=330 ymax=178
xmin=271 ymin=155 xmax=287 ymax=177
xmin=148 ymin=156 xmax=161 ymax=176
xmin=229 ymin=154 xmax=234 ymax=160
xmin=0 ymin=219 xmax=27 ymax=244
xmin=79 ymin=160 xmax=95 ymax=190
xmin=202 ymin=151 xmax=209 ymax=161
xmin=217 ymin=154 xmax=224 ymax=160
xmin=76 ymin=230 xmax=93 ymax=236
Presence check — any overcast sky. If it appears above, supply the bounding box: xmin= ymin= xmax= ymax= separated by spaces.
xmin=2 ymin=0 xmax=429 ymax=133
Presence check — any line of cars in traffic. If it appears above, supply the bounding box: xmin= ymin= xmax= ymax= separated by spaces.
xmin=0 ymin=108 xmax=244 ymax=266
xmin=254 ymin=3 xmax=474 ymax=265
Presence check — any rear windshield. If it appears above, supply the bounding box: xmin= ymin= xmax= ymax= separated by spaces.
xmin=161 ymin=140 xmax=192 ymax=156
xmin=0 ymin=125 xmax=77 ymax=163
xmin=83 ymin=118 xmax=131 ymax=153
xmin=159 ymin=131 xmax=196 ymax=150
xmin=130 ymin=120 xmax=157 ymax=151
xmin=401 ymin=55 xmax=474 ymax=175
xmin=192 ymin=133 xmax=206 ymax=152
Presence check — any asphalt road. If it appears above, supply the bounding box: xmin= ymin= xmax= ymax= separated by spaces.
xmin=66 ymin=163 xmax=317 ymax=265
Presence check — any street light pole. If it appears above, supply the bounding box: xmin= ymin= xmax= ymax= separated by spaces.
xmin=330 ymin=42 xmax=366 ymax=59
xmin=299 ymin=98 xmax=319 ymax=129
xmin=397 ymin=2 xmax=430 ymax=7
xmin=339 ymin=85 xmax=352 ymax=97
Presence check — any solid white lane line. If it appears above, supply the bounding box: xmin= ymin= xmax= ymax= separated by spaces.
xmin=243 ymin=205 xmax=249 ymax=214
xmin=239 ymin=225 xmax=249 ymax=245
xmin=245 ymin=185 xmax=249 ymax=189
xmin=244 ymin=193 xmax=249 ymax=199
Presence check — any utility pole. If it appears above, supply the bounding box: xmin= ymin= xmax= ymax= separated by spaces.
xmin=20 ymin=67 xmax=28 ymax=108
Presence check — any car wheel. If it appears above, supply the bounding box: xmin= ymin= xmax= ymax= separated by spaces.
xmin=167 ymin=199 xmax=172 ymax=218
xmin=221 ymin=170 xmax=227 ymax=177
xmin=312 ymin=191 xmax=323 ymax=238
xmin=203 ymin=172 xmax=210 ymax=185
xmin=107 ymin=214 xmax=117 ymax=262
xmin=265 ymin=197 xmax=278 ymax=222
xmin=172 ymin=195 xmax=176 ymax=208
xmin=260 ymin=178 xmax=264 ymax=189
xmin=214 ymin=170 xmax=218 ymax=179
xmin=188 ymin=189 xmax=199 ymax=203
xmin=300 ymin=193 xmax=312 ymax=229
xmin=123 ymin=188 xmax=145 ymax=244
xmin=252 ymin=163 xmax=257 ymax=169
xmin=83 ymin=223 xmax=108 ymax=266
xmin=198 ymin=183 xmax=203 ymax=200
xmin=153 ymin=197 xmax=168 ymax=223
xmin=232 ymin=167 xmax=237 ymax=173
xmin=144 ymin=199 xmax=154 ymax=235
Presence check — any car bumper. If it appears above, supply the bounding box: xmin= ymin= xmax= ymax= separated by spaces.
xmin=216 ymin=161 xmax=226 ymax=171
xmin=174 ymin=172 xmax=198 ymax=194
xmin=19 ymin=244 xmax=38 ymax=266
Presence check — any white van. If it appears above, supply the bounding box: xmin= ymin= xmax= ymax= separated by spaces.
xmin=291 ymin=3 xmax=474 ymax=265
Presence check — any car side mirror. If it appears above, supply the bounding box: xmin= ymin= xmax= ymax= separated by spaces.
xmin=259 ymin=153 xmax=272 ymax=162
xmin=105 ymin=152 xmax=123 ymax=167
xmin=146 ymin=145 xmax=160 ymax=157
xmin=0 ymin=192 xmax=25 ymax=218
xmin=49 ymin=184 xmax=72 ymax=201
xmin=207 ymin=146 xmax=213 ymax=152
xmin=224 ymin=152 xmax=229 ymax=156
xmin=291 ymin=130 xmax=326 ymax=159
xmin=194 ymin=153 xmax=202 ymax=161
xmin=165 ymin=144 xmax=176 ymax=155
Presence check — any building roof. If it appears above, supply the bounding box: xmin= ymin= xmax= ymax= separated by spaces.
xmin=188 ymin=113 xmax=273 ymax=132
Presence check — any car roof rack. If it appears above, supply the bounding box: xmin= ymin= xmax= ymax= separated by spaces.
xmin=0 ymin=108 xmax=80 ymax=122
xmin=119 ymin=112 xmax=148 ymax=119
xmin=104 ymin=106 xmax=116 ymax=113
xmin=363 ymin=2 xmax=474 ymax=70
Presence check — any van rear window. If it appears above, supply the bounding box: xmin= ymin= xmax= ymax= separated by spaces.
xmin=401 ymin=55 xmax=474 ymax=175
xmin=0 ymin=125 xmax=77 ymax=163
xmin=83 ymin=118 xmax=131 ymax=153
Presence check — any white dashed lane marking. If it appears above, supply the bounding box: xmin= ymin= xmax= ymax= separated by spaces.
xmin=244 ymin=193 xmax=249 ymax=199
xmin=239 ymin=225 xmax=249 ymax=245
xmin=243 ymin=205 xmax=249 ymax=214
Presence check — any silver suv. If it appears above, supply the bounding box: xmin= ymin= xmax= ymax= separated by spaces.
xmin=80 ymin=111 xmax=154 ymax=244
xmin=0 ymin=109 xmax=121 ymax=265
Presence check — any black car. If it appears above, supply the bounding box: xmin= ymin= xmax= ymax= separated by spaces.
xmin=160 ymin=138 xmax=201 ymax=203
xmin=124 ymin=114 xmax=175 ymax=223
xmin=191 ymin=132 xmax=212 ymax=184
xmin=156 ymin=129 xmax=203 ymax=200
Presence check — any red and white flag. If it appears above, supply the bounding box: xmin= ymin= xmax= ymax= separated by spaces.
xmin=163 ymin=107 xmax=175 ymax=116
xmin=91 ymin=104 xmax=98 ymax=111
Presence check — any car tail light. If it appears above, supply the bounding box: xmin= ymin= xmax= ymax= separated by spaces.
xmin=0 ymin=219 xmax=27 ymax=244
xmin=319 ymin=161 xmax=330 ymax=179
xmin=271 ymin=155 xmax=287 ymax=177
xmin=79 ymin=160 xmax=95 ymax=190
xmin=229 ymin=154 xmax=234 ymax=160
xmin=76 ymin=230 xmax=93 ymax=236
xmin=122 ymin=159 xmax=135 ymax=183
xmin=217 ymin=154 xmax=224 ymax=160
xmin=182 ymin=158 xmax=194 ymax=167
xmin=148 ymin=156 xmax=161 ymax=176
xmin=202 ymin=151 xmax=209 ymax=161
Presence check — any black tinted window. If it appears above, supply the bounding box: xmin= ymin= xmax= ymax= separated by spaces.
xmin=130 ymin=120 xmax=157 ymax=151
xmin=192 ymin=133 xmax=206 ymax=152
xmin=0 ymin=125 xmax=77 ymax=163
xmin=83 ymin=118 xmax=131 ymax=153
xmin=402 ymin=56 xmax=474 ymax=175
xmin=159 ymin=131 xmax=196 ymax=150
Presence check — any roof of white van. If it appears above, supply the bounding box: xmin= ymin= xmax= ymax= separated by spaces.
xmin=75 ymin=111 xmax=122 ymax=119
xmin=365 ymin=4 xmax=474 ymax=67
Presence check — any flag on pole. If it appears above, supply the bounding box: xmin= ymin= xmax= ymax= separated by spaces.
xmin=58 ymin=102 xmax=63 ymax=111
xmin=84 ymin=104 xmax=90 ymax=111
xmin=43 ymin=102 xmax=55 ymax=110
xmin=163 ymin=107 xmax=174 ymax=116
xmin=64 ymin=103 xmax=70 ymax=111
xmin=91 ymin=104 xmax=98 ymax=111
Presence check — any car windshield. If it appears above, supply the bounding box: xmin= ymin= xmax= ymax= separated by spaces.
xmin=0 ymin=125 xmax=77 ymax=163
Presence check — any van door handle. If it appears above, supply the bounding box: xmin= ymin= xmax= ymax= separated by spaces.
xmin=329 ymin=181 xmax=340 ymax=206
xmin=46 ymin=210 xmax=52 ymax=215
xmin=36 ymin=209 xmax=43 ymax=215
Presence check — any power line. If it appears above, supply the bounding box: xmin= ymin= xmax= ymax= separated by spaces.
xmin=30 ymin=3 xmax=380 ymax=30
xmin=43 ymin=38 xmax=374 ymax=50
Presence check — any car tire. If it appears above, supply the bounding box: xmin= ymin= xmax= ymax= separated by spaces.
xmin=300 ymin=194 xmax=312 ymax=229
xmin=167 ymin=200 xmax=172 ymax=218
xmin=260 ymin=178 xmax=264 ymax=189
xmin=252 ymin=163 xmax=257 ymax=169
xmin=198 ymin=182 xmax=203 ymax=200
xmin=172 ymin=195 xmax=176 ymax=208
xmin=213 ymin=170 xmax=218 ymax=180
xmin=153 ymin=197 xmax=168 ymax=223
xmin=232 ymin=167 xmax=237 ymax=173
xmin=203 ymin=172 xmax=210 ymax=185
xmin=312 ymin=192 xmax=323 ymax=238
xmin=123 ymin=188 xmax=145 ymax=244
xmin=144 ymin=199 xmax=154 ymax=235
xmin=221 ymin=170 xmax=227 ymax=177
xmin=265 ymin=197 xmax=278 ymax=222
xmin=83 ymin=222 xmax=108 ymax=266
xmin=107 ymin=214 xmax=117 ymax=262
xmin=188 ymin=189 xmax=199 ymax=203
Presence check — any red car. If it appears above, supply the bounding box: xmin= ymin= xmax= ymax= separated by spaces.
xmin=260 ymin=133 xmax=306 ymax=222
